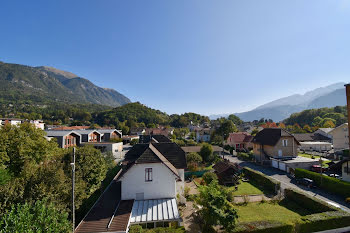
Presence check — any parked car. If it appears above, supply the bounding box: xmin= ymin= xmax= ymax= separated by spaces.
xmin=295 ymin=178 xmax=315 ymax=188
xmin=311 ymin=165 xmax=327 ymax=173
xmin=328 ymin=173 xmax=340 ymax=178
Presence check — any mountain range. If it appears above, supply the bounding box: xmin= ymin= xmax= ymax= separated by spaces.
xmin=210 ymin=82 xmax=347 ymax=122
xmin=0 ymin=62 xmax=130 ymax=107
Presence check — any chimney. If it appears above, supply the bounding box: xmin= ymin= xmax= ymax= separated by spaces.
xmin=345 ymin=84 xmax=350 ymax=149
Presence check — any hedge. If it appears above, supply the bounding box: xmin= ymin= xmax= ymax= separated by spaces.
xmin=294 ymin=168 xmax=350 ymax=198
xmin=184 ymin=170 xmax=208 ymax=179
xmin=284 ymin=188 xmax=335 ymax=213
xmin=237 ymin=152 xmax=254 ymax=161
xmin=243 ymin=167 xmax=280 ymax=195
xmin=297 ymin=211 xmax=350 ymax=233
xmin=233 ymin=221 xmax=293 ymax=233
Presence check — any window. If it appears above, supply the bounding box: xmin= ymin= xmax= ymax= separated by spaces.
xmin=145 ymin=168 xmax=152 ymax=182
xmin=282 ymin=139 xmax=288 ymax=147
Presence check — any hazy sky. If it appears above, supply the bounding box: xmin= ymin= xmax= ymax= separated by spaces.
xmin=1 ymin=0 xmax=350 ymax=115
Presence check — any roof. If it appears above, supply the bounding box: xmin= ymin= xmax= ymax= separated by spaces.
xmin=45 ymin=130 xmax=81 ymax=137
xmin=181 ymin=145 xmax=223 ymax=153
xmin=74 ymin=130 xmax=101 ymax=135
xmin=228 ymin=132 xmax=253 ymax=143
xmin=98 ymin=129 xmax=122 ymax=135
xmin=293 ymin=133 xmax=332 ymax=142
xmin=130 ymin=198 xmax=180 ymax=224
xmin=299 ymin=141 xmax=332 ymax=145
xmin=213 ymin=161 xmax=238 ymax=174
xmin=119 ymin=143 xmax=187 ymax=181
xmin=75 ymin=171 xmax=133 ymax=233
xmin=139 ymin=135 xmax=172 ymax=143
xmin=318 ymin=128 xmax=335 ymax=134
xmin=252 ymin=128 xmax=299 ymax=146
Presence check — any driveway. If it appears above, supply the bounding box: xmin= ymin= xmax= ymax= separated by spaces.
xmin=226 ymin=156 xmax=350 ymax=213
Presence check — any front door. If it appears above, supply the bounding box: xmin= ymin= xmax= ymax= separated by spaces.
xmin=278 ymin=150 xmax=282 ymax=157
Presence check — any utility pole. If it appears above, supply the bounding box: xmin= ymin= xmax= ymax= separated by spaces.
xmin=319 ymin=156 xmax=323 ymax=186
xmin=345 ymin=84 xmax=350 ymax=152
xmin=70 ymin=147 xmax=76 ymax=233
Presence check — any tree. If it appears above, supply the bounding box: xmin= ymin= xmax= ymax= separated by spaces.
xmin=278 ymin=122 xmax=286 ymax=129
xmin=323 ymin=120 xmax=335 ymax=128
xmin=251 ymin=128 xmax=259 ymax=136
xmin=0 ymin=200 xmax=71 ymax=233
xmin=228 ymin=114 xmax=243 ymax=126
xmin=195 ymin=180 xmax=237 ymax=232
xmin=186 ymin=152 xmax=203 ymax=164
xmin=202 ymin=172 xmax=218 ymax=185
xmin=73 ymin=146 xmax=107 ymax=195
xmin=303 ymin=124 xmax=312 ymax=133
xmin=199 ymin=143 xmax=214 ymax=162
xmin=312 ymin=116 xmax=323 ymax=127
xmin=216 ymin=120 xmax=237 ymax=140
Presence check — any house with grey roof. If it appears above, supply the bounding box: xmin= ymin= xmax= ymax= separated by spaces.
xmin=45 ymin=130 xmax=81 ymax=148
xmin=74 ymin=130 xmax=102 ymax=143
xmin=99 ymin=129 xmax=122 ymax=142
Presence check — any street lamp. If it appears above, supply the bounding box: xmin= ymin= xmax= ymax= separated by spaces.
xmin=71 ymin=147 xmax=76 ymax=233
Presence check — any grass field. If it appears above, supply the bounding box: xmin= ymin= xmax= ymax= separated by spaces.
xmin=228 ymin=181 xmax=263 ymax=196
xmin=298 ymin=153 xmax=331 ymax=167
xmin=234 ymin=200 xmax=314 ymax=224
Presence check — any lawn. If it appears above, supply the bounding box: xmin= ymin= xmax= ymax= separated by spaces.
xmin=227 ymin=181 xmax=263 ymax=196
xmin=298 ymin=153 xmax=331 ymax=168
xmin=234 ymin=200 xmax=314 ymax=224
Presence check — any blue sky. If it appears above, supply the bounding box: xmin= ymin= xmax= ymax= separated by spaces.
xmin=1 ymin=0 xmax=350 ymax=115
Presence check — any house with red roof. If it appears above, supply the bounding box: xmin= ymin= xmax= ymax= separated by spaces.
xmin=226 ymin=132 xmax=253 ymax=151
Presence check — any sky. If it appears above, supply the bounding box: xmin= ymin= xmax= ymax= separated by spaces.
xmin=1 ymin=0 xmax=350 ymax=116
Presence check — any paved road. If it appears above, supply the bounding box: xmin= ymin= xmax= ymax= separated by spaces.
xmin=225 ymin=155 xmax=350 ymax=213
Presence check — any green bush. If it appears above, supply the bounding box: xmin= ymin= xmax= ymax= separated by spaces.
xmin=297 ymin=211 xmax=350 ymax=233
xmin=233 ymin=221 xmax=294 ymax=233
xmin=237 ymin=152 xmax=254 ymax=161
xmin=294 ymin=168 xmax=350 ymax=198
xmin=202 ymin=172 xmax=218 ymax=185
xmin=243 ymin=167 xmax=280 ymax=195
xmin=284 ymin=188 xmax=334 ymax=213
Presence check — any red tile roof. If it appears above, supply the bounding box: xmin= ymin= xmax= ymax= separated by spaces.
xmin=228 ymin=132 xmax=252 ymax=144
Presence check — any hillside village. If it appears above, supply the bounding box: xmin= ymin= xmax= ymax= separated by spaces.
xmin=1 ymin=86 xmax=350 ymax=233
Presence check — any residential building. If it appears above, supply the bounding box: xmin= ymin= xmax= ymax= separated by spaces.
xmin=122 ymin=135 xmax=140 ymax=144
xmin=99 ymin=129 xmax=122 ymax=142
xmin=315 ymin=128 xmax=334 ymax=140
xmin=74 ymin=130 xmax=101 ymax=143
xmin=29 ymin=120 xmax=45 ymax=130
xmin=195 ymin=128 xmax=211 ymax=142
xmin=75 ymin=142 xmax=186 ymax=232
xmin=0 ymin=118 xmax=23 ymax=126
xmin=329 ymin=123 xmax=349 ymax=151
xmin=252 ymin=128 xmax=299 ymax=162
xmin=130 ymin=127 xmax=146 ymax=136
xmin=144 ymin=127 xmax=174 ymax=137
xmin=82 ymin=142 xmax=123 ymax=159
xmin=293 ymin=132 xmax=332 ymax=152
xmin=226 ymin=132 xmax=253 ymax=151
xmin=45 ymin=130 xmax=81 ymax=148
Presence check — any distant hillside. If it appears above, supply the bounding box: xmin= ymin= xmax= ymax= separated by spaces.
xmin=215 ymin=82 xmax=347 ymax=122
xmin=284 ymin=106 xmax=347 ymax=127
xmin=0 ymin=61 xmax=131 ymax=108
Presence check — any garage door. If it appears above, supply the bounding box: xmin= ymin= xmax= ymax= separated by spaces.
xmin=272 ymin=160 xmax=278 ymax=169
xmin=279 ymin=162 xmax=286 ymax=171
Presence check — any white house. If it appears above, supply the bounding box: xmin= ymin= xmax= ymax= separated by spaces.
xmin=329 ymin=123 xmax=349 ymax=151
xmin=0 ymin=118 xmax=22 ymax=126
xmin=119 ymin=142 xmax=186 ymax=200
xmin=30 ymin=120 xmax=45 ymax=130
xmin=75 ymin=142 xmax=187 ymax=233
xmin=195 ymin=128 xmax=211 ymax=142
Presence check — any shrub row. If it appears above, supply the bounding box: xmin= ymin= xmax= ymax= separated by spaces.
xmin=294 ymin=168 xmax=350 ymax=198
xmin=284 ymin=188 xmax=335 ymax=213
xmin=297 ymin=211 xmax=350 ymax=233
xmin=243 ymin=167 xmax=280 ymax=195
xmin=233 ymin=221 xmax=293 ymax=233
xmin=237 ymin=152 xmax=254 ymax=161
